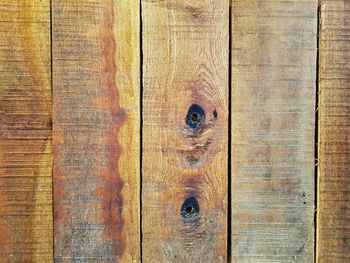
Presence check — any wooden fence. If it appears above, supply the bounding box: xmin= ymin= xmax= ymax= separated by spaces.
xmin=0 ymin=0 xmax=349 ymax=262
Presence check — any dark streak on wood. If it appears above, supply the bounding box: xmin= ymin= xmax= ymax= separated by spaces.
xmin=183 ymin=5 xmax=204 ymax=22
xmin=182 ymin=177 xmax=203 ymax=200
xmin=98 ymin=1 xmax=127 ymax=257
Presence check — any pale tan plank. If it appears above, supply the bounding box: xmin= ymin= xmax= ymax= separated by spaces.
xmin=142 ymin=1 xmax=229 ymax=262
xmin=231 ymin=0 xmax=317 ymax=262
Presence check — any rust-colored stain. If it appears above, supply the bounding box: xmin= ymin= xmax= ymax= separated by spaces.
xmin=54 ymin=0 xmax=127 ymax=259
xmin=0 ymin=185 xmax=9 ymax=252
xmin=98 ymin=0 xmax=127 ymax=257
xmin=53 ymin=166 xmax=67 ymax=224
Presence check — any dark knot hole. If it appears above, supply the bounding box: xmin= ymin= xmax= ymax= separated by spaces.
xmin=181 ymin=196 xmax=200 ymax=221
xmin=185 ymin=104 xmax=205 ymax=130
xmin=186 ymin=206 xmax=194 ymax=214
xmin=190 ymin=112 xmax=200 ymax=124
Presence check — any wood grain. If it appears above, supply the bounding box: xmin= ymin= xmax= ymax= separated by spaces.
xmin=142 ymin=1 xmax=228 ymax=262
xmin=231 ymin=1 xmax=317 ymax=262
xmin=52 ymin=0 xmax=140 ymax=261
xmin=317 ymin=1 xmax=350 ymax=262
xmin=0 ymin=0 xmax=52 ymax=262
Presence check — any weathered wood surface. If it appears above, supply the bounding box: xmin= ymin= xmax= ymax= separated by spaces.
xmin=142 ymin=0 xmax=229 ymax=262
xmin=0 ymin=0 xmax=53 ymax=262
xmin=231 ymin=0 xmax=317 ymax=262
xmin=53 ymin=0 xmax=140 ymax=261
xmin=317 ymin=1 xmax=350 ymax=262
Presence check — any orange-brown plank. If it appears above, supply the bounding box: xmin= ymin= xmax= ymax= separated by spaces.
xmin=231 ymin=0 xmax=317 ymax=262
xmin=53 ymin=0 xmax=140 ymax=261
xmin=317 ymin=1 xmax=350 ymax=262
xmin=0 ymin=0 xmax=53 ymax=262
xmin=142 ymin=0 xmax=229 ymax=262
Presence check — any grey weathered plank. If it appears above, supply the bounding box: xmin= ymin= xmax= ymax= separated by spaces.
xmin=231 ymin=0 xmax=317 ymax=262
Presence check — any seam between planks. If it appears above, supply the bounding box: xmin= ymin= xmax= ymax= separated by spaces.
xmin=50 ymin=0 xmax=54 ymax=261
xmin=140 ymin=0 xmax=143 ymax=262
xmin=228 ymin=2 xmax=232 ymax=263
xmin=314 ymin=2 xmax=321 ymax=263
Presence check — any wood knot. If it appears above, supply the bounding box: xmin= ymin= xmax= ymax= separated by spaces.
xmin=185 ymin=104 xmax=205 ymax=130
xmin=181 ymin=196 xmax=200 ymax=222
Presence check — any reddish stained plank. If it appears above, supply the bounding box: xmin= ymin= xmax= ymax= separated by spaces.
xmin=53 ymin=0 xmax=140 ymax=261
xmin=98 ymin=2 xmax=126 ymax=256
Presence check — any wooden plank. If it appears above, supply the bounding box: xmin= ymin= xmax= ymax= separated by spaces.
xmin=52 ymin=0 xmax=140 ymax=261
xmin=142 ymin=1 xmax=229 ymax=262
xmin=317 ymin=1 xmax=350 ymax=262
xmin=0 ymin=0 xmax=53 ymax=262
xmin=231 ymin=1 xmax=317 ymax=262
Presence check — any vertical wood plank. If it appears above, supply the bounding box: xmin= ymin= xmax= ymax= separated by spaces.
xmin=0 ymin=0 xmax=52 ymax=262
xmin=53 ymin=0 xmax=140 ymax=261
xmin=142 ymin=1 xmax=229 ymax=262
xmin=231 ymin=1 xmax=317 ymax=262
xmin=317 ymin=1 xmax=350 ymax=262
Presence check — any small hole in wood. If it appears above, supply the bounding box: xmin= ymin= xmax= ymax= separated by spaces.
xmin=191 ymin=112 xmax=200 ymax=123
xmin=181 ymin=196 xmax=199 ymax=222
xmin=186 ymin=206 xmax=194 ymax=214
xmin=186 ymin=104 xmax=205 ymax=130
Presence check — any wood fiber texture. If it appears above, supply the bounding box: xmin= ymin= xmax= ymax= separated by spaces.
xmin=142 ymin=0 xmax=229 ymax=262
xmin=53 ymin=0 xmax=140 ymax=261
xmin=317 ymin=1 xmax=350 ymax=262
xmin=2 ymin=0 xmax=350 ymax=262
xmin=0 ymin=0 xmax=53 ymax=262
xmin=231 ymin=0 xmax=317 ymax=262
